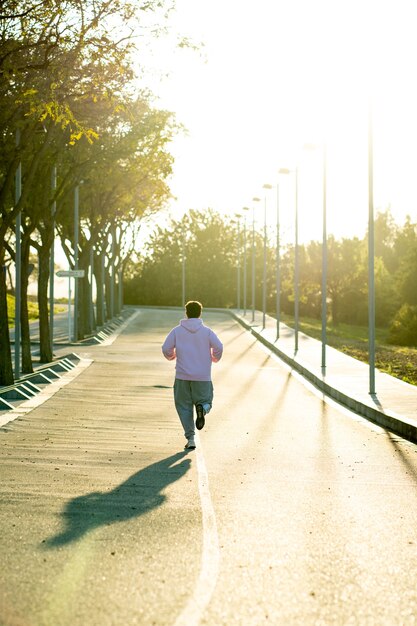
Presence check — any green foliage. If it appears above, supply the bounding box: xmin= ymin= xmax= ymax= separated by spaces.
xmin=388 ymin=304 xmax=417 ymax=347
xmin=125 ymin=206 xmax=417 ymax=352
xmin=7 ymin=293 xmax=39 ymax=325
xmin=125 ymin=210 xmax=244 ymax=307
xmin=397 ymin=247 xmax=417 ymax=306
xmin=0 ymin=0 xmax=182 ymax=382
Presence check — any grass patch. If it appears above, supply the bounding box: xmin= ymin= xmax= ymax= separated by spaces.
xmin=7 ymin=294 xmax=39 ymax=325
xmin=278 ymin=312 xmax=417 ymax=386
xmin=7 ymin=294 xmax=65 ymax=327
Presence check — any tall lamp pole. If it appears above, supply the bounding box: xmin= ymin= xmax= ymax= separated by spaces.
xmin=275 ymin=181 xmax=280 ymax=341
xmin=251 ymin=197 xmax=261 ymax=323
xmin=235 ymin=213 xmax=242 ymax=311
xmin=262 ymin=184 xmax=273 ymax=329
xmin=182 ymin=229 xmax=186 ymax=306
xmin=73 ymin=185 xmax=79 ymax=341
xmin=89 ymin=246 xmax=94 ymax=331
xmin=294 ymin=167 xmax=299 ymax=352
xmin=49 ymin=165 xmax=56 ymax=352
xmin=321 ymin=144 xmax=328 ymax=371
xmin=14 ymin=129 xmax=22 ymax=379
xmin=242 ymin=207 xmax=250 ymax=315
xmin=368 ymin=103 xmax=376 ymax=394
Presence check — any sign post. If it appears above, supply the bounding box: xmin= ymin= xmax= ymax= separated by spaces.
xmin=56 ymin=270 xmax=85 ymax=342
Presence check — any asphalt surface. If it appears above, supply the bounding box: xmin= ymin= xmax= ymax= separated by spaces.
xmin=1 ymin=308 xmax=417 ymax=626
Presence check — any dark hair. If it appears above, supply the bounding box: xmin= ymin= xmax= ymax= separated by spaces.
xmin=185 ymin=300 xmax=203 ymax=318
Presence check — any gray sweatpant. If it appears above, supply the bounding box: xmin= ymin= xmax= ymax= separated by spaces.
xmin=173 ymin=379 xmax=214 ymax=439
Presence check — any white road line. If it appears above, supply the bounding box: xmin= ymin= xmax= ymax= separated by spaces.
xmin=174 ymin=432 xmax=220 ymax=626
xmin=0 ymin=358 xmax=93 ymax=428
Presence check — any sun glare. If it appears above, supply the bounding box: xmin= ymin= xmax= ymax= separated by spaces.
xmin=142 ymin=0 xmax=417 ymax=242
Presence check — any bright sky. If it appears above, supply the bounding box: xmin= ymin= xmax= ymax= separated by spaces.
xmin=140 ymin=0 xmax=417 ymax=243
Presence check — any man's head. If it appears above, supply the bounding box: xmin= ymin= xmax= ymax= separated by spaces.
xmin=185 ymin=300 xmax=203 ymax=319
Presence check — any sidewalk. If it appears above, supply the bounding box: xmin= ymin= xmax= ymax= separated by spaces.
xmin=229 ymin=309 xmax=417 ymax=444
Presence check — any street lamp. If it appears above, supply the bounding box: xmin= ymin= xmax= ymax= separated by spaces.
xmin=234 ymin=213 xmax=242 ymax=311
xmin=242 ymin=207 xmax=250 ymax=315
xmin=90 ymin=245 xmax=95 ymax=331
xmin=14 ymin=129 xmax=22 ymax=379
xmin=279 ymin=167 xmax=299 ymax=353
xmin=262 ymin=184 xmax=273 ymax=329
xmin=73 ymin=184 xmax=80 ymax=340
xmin=275 ymin=180 xmax=280 ymax=341
xmin=182 ymin=228 xmax=186 ymax=306
xmin=73 ymin=179 xmax=85 ymax=340
xmin=251 ymin=197 xmax=261 ymax=323
xmin=368 ymin=103 xmax=375 ymax=394
xmin=321 ymin=144 xmax=327 ymax=371
xmin=49 ymin=165 xmax=57 ymax=353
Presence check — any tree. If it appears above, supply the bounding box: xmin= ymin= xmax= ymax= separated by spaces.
xmin=0 ymin=0 xmax=180 ymax=382
xmin=125 ymin=210 xmax=246 ymax=308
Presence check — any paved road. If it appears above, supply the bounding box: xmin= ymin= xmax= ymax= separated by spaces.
xmin=1 ymin=308 xmax=417 ymax=626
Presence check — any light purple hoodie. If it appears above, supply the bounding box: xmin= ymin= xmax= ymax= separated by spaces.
xmin=162 ymin=318 xmax=223 ymax=381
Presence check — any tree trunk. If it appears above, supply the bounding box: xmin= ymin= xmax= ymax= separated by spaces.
xmin=0 ymin=246 xmax=14 ymax=385
xmin=20 ymin=234 xmax=33 ymax=374
xmin=94 ymin=250 xmax=105 ymax=327
xmin=79 ymin=255 xmax=92 ymax=337
xmin=38 ymin=246 xmax=52 ymax=362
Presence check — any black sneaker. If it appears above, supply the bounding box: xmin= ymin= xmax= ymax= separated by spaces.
xmin=196 ymin=404 xmax=205 ymax=430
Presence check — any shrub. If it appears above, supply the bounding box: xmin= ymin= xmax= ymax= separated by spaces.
xmin=388 ymin=304 xmax=417 ymax=347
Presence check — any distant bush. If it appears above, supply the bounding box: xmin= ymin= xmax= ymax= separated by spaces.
xmin=388 ymin=304 xmax=417 ymax=347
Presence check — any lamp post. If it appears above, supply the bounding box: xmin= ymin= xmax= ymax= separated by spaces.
xmin=73 ymin=184 xmax=79 ymax=341
xmin=242 ymin=207 xmax=250 ymax=315
xmin=49 ymin=165 xmax=56 ymax=352
xmin=368 ymin=103 xmax=375 ymax=395
xmin=14 ymin=129 xmax=22 ymax=379
xmin=279 ymin=167 xmax=299 ymax=352
xmin=89 ymin=246 xmax=94 ymax=331
xmin=234 ymin=213 xmax=242 ymax=311
xmin=101 ymin=250 xmax=106 ymax=323
xmin=275 ymin=181 xmax=280 ymax=341
xmin=251 ymin=197 xmax=261 ymax=323
xmin=321 ymin=143 xmax=327 ymax=371
xmin=262 ymin=184 xmax=273 ymax=329
xmin=182 ymin=229 xmax=186 ymax=306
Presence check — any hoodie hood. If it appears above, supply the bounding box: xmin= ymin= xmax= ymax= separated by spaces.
xmin=180 ymin=318 xmax=203 ymax=333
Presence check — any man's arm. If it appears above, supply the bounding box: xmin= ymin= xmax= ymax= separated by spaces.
xmin=162 ymin=329 xmax=176 ymax=361
xmin=209 ymin=330 xmax=223 ymax=363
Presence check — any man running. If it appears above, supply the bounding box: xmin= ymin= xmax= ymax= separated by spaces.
xmin=162 ymin=301 xmax=223 ymax=450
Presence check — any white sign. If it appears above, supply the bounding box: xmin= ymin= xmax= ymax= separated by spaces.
xmin=56 ymin=269 xmax=85 ymax=278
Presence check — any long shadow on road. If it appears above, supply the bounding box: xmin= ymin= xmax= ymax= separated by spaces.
xmin=43 ymin=451 xmax=190 ymax=549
